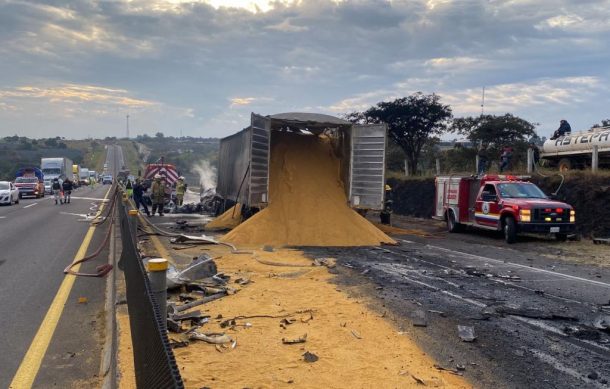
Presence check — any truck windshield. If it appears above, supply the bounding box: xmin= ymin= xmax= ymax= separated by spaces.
xmin=16 ymin=177 xmax=38 ymax=183
xmin=497 ymin=183 xmax=547 ymax=199
xmin=43 ymin=168 xmax=61 ymax=175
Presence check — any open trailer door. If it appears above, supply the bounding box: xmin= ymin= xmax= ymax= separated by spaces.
xmin=248 ymin=113 xmax=271 ymax=207
xmin=349 ymin=124 xmax=387 ymax=210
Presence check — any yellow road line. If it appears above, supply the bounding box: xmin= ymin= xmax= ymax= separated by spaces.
xmin=9 ymin=187 xmax=112 ymax=389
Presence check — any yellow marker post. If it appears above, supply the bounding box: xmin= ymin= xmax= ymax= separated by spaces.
xmin=147 ymin=258 xmax=168 ymax=331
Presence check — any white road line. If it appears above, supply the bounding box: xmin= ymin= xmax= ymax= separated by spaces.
xmin=69 ymin=197 xmax=109 ymax=202
xmin=0 ymin=216 xmax=6 ymax=219
xmin=23 ymin=203 xmax=37 ymax=209
xmin=529 ymin=349 xmax=608 ymax=389
xmin=426 ymin=244 xmax=610 ymax=289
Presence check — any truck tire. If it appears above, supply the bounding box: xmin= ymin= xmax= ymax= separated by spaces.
xmin=503 ymin=216 xmax=517 ymax=244
xmin=447 ymin=210 xmax=462 ymax=233
xmin=558 ymin=158 xmax=572 ymax=172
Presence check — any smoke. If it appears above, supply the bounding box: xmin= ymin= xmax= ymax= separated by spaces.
xmin=191 ymin=160 xmax=217 ymax=190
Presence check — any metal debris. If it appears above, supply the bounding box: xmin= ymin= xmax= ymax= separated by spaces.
xmin=457 ymin=325 xmax=476 ymax=342
xmin=412 ymin=309 xmax=428 ymax=327
xmin=411 ymin=375 xmax=426 ymax=385
xmin=282 ymin=334 xmax=307 ymax=344
xmin=592 ymin=314 xmax=610 ymax=332
xmin=313 ymin=257 xmax=337 ymax=268
xmin=303 ymin=351 xmax=319 ymax=363
xmin=351 ymin=330 xmax=362 ymax=339
xmin=188 ymin=332 xmax=233 ymax=344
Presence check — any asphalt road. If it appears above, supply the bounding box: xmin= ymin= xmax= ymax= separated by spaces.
xmin=305 ymin=220 xmax=610 ymax=389
xmin=0 ymin=145 xmax=120 ymax=388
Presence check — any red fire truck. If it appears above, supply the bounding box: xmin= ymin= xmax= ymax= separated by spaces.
xmin=433 ymin=175 xmax=576 ymax=243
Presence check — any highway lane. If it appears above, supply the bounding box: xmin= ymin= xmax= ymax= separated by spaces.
xmin=0 ymin=146 xmax=119 ymax=388
xmin=306 ymin=223 xmax=610 ymax=389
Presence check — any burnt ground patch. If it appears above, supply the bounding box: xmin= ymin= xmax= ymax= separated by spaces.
xmin=302 ymin=243 xmax=610 ymax=389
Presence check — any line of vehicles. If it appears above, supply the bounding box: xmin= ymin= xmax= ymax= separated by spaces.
xmin=0 ymin=157 xmax=107 ymax=206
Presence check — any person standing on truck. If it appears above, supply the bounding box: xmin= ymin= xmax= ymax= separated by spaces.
xmin=551 ymin=119 xmax=572 ymax=140
xmin=133 ymin=178 xmax=150 ymax=216
xmin=151 ymin=174 xmax=166 ymax=216
xmin=175 ymin=176 xmax=187 ymax=207
xmin=529 ymin=142 xmax=540 ymax=166
xmin=477 ymin=144 xmax=488 ymax=176
xmin=62 ymin=178 xmax=73 ymax=204
xmin=51 ymin=178 xmax=62 ymax=205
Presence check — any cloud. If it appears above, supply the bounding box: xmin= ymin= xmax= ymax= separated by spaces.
xmin=1 ymin=0 xmax=610 ymax=138
xmin=230 ymin=97 xmax=257 ymax=106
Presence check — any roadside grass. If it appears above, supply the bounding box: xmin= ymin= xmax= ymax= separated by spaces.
xmin=64 ymin=140 xmax=106 ymax=173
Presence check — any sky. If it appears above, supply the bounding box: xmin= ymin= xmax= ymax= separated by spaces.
xmin=1 ymin=0 xmax=609 ymax=140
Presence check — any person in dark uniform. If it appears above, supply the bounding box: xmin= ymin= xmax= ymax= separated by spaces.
xmin=133 ymin=178 xmax=150 ymax=216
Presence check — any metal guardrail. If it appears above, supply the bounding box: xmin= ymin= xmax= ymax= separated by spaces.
xmin=117 ymin=199 xmax=184 ymax=388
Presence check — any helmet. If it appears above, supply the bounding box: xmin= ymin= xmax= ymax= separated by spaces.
xmin=53 ymin=178 xmax=59 ymax=182
xmin=179 ymin=176 xmax=185 ymax=180
xmin=385 ymin=184 xmax=391 ymax=191
xmin=154 ymin=174 xmax=162 ymax=179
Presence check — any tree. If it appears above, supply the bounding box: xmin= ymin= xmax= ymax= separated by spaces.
xmin=452 ymin=114 xmax=536 ymax=146
xmin=452 ymin=114 xmax=536 ymax=170
xmin=592 ymin=119 xmax=610 ymax=128
xmin=155 ymin=132 xmax=164 ymax=139
xmin=346 ymin=93 xmax=452 ymax=175
xmin=45 ymin=138 xmax=58 ymax=147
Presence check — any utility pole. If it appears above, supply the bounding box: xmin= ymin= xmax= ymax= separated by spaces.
xmin=480 ymin=87 xmax=485 ymax=117
xmin=126 ymin=114 xmax=130 ymax=139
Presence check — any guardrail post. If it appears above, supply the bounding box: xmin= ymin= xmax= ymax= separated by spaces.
xmin=148 ymin=258 xmax=168 ymax=332
xmin=526 ymin=148 xmax=534 ymax=173
xmin=592 ymin=145 xmax=599 ymax=172
xmin=404 ymin=160 xmax=410 ymax=177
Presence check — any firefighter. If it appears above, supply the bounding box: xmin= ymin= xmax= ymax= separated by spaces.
xmin=175 ymin=176 xmax=187 ymax=207
xmin=150 ymin=174 xmax=166 ymax=216
xmin=380 ymin=184 xmax=393 ymax=225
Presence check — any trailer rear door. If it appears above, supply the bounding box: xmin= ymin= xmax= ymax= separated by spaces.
xmin=249 ymin=113 xmax=271 ymax=207
xmin=349 ymin=124 xmax=387 ymax=210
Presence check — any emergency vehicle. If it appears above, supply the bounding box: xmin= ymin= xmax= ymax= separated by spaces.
xmin=433 ymin=175 xmax=576 ymax=243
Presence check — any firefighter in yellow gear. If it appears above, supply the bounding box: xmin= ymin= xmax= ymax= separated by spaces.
xmin=151 ymin=174 xmax=166 ymax=216
xmin=175 ymin=176 xmax=187 ymax=207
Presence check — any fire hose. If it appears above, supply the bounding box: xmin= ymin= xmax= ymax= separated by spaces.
xmin=63 ymin=187 xmax=119 ymax=277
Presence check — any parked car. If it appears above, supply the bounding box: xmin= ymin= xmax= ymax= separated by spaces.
xmin=0 ymin=181 xmax=20 ymax=205
xmin=102 ymin=175 xmax=113 ymax=185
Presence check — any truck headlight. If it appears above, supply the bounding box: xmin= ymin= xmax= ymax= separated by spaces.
xmin=570 ymin=210 xmax=575 ymax=223
xmin=519 ymin=209 xmax=531 ymax=222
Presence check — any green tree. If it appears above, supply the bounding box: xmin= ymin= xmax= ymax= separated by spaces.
xmin=346 ymin=93 xmax=452 ymax=175
xmin=592 ymin=119 xmax=610 ymax=128
xmin=45 ymin=138 xmax=58 ymax=147
xmin=452 ymin=113 xmax=536 ymax=171
xmin=452 ymin=114 xmax=536 ymax=146
xmin=155 ymin=132 xmax=164 ymax=139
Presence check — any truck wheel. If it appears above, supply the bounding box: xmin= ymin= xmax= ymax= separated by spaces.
xmin=503 ymin=217 xmax=517 ymax=244
xmin=447 ymin=210 xmax=462 ymax=233
xmin=558 ymin=158 xmax=571 ymax=172
xmin=556 ymin=233 xmax=568 ymax=242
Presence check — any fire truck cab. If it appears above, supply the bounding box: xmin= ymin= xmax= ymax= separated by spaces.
xmin=433 ymin=175 xmax=576 ymax=243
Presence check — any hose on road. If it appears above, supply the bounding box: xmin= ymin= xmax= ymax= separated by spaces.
xmin=63 ymin=185 xmax=119 ymax=277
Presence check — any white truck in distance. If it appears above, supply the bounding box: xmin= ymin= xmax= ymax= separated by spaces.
xmin=41 ymin=157 xmax=73 ymax=192
xmin=541 ymin=126 xmax=610 ymax=171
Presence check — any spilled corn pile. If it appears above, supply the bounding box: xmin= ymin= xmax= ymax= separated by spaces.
xmin=205 ymin=203 xmax=242 ymax=231
xmin=222 ymin=131 xmax=395 ymax=247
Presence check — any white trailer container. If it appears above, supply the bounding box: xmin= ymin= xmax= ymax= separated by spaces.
xmin=217 ymin=112 xmax=388 ymax=210
xmin=41 ymin=157 xmax=73 ymax=182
